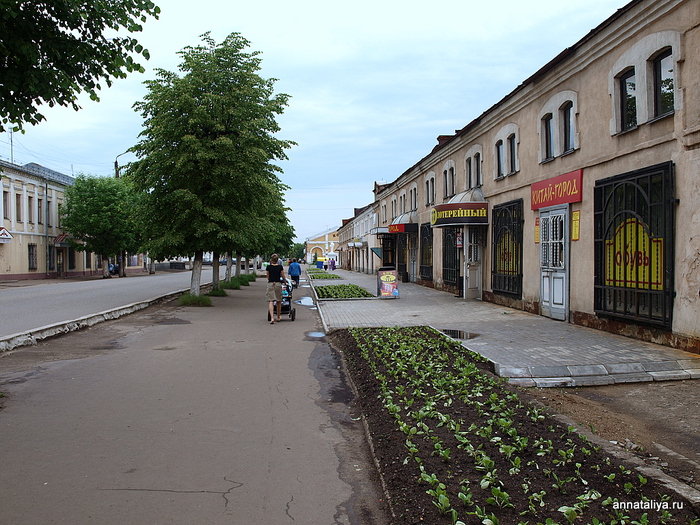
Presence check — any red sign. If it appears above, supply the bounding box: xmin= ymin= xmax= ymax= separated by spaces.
xmin=531 ymin=169 xmax=583 ymax=210
xmin=388 ymin=223 xmax=417 ymax=233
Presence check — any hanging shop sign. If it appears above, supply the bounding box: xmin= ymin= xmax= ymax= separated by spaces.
xmin=0 ymin=227 xmax=13 ymax=243
xmin=388 ymin=223 xmax=418 ymax=233
xmin=531 ymin=169 xmax=583 ymax=210
xmin=430 ymin=202 xmax=488 ymax=227
xmin=604 ymin=218 xmax=663 ymax=291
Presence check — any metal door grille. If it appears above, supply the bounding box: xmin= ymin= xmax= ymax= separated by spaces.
xmin=442 ymin=227 xmax=459 ymax=286
xmin=492 ymin=199 xmax=523 ymax=297
xmin=594 ymin=162 xmax=674 ymax=328
xmin=420 ymin=223 xmax=433 ymax=280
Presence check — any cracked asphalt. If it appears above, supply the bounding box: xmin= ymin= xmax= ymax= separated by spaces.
xmin=0 ymin=279 xmax=389 ymax=524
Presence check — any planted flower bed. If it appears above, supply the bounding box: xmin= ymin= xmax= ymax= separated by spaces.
xmin=308 ymin=272 xmax=341 ymax=279
xmin=331 ymin=327 xmax=699 ymax=525
xmin=315 ymin=284 xmax=374 ymax=299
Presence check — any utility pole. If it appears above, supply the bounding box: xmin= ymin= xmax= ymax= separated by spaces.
xmin=114 ymin=150 xmax=129 ymax=178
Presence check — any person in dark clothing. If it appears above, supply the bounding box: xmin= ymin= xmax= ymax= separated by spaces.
xmin=266 ymin=253 xmax=285 ymax=324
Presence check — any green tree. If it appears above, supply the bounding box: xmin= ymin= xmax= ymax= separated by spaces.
xmin=289 ymin=242 xmax=305 ymax=261
xmin=129 ymin=32 xmax=294 ymax=295
xmin=60 ymin=175 xmax=140 ymax=278
xmin=0 ymin=1 xmax=160 ymax=131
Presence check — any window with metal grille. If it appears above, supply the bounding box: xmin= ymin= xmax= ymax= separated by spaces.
xmin=442 ymin=227 xmax=459 ymax=286
xmin=594 ymin=162 xmax=675 ymax=328
xmin=28 ymin=244 xmax=38 ymax=270
xmin=492 ymin=199 xmax=523 ymax=297
xmin=540 ymin=214 xmax=564 ymax=269
xmin=420 ymin=223 xmax=433 ymax=281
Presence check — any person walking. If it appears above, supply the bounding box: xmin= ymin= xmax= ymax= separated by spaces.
xmin=288 ymin=258 xmax=302 ymax=288
xmin=266 ymin=254 xmax=285 ymax=324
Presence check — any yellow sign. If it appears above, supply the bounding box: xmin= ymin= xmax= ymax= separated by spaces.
xmin=605 ymin=218 xmax=663 ymax=290
xmin=534 ymin=217 xmax=540 ymax=244
xmin=571 ymin=211 xmax=580 ymax=241
xmin=380 ymin=273 xmax=396 ymax=283
xmin=496 ymin=231 xmax=519 ymax=275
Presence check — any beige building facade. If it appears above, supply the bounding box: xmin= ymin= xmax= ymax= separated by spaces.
xmin=337 ymin=203 xmax=380 ymax=274
xmin=305 ymin=228 xmax=339 ymax=265
xmin=1 ymin=161 xmax=102 ymax=280
xmin=347 ymin=0 xmax=699 ymax=351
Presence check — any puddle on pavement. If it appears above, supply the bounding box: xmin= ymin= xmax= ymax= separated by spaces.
xmin=294 ymin=297 xmax=315 ymax=306
xmin=441 ymin=329 xmax=479 ymax=340
xmin=156 ymin=318 xmax=191 ymax=325
xmin=305 ymin=331 xmax=327 ymax=341
xmin=300 ymin=284 xmax=311 ymax=288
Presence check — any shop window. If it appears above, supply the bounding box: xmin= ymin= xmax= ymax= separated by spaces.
xmin=492 ymin=199 xmax=523 ymax=297
xmin=419 ymin=223 xmax=433 ymax=281
xmin=28 ymin=244 xmax=38 ymax=270
xmin=653 ymin=48 xmax=674 ymax=118
xmin=619 ymin=68 xmax=637 ymax=131
xmin=594 ymin=162 xmax=674 ymax=328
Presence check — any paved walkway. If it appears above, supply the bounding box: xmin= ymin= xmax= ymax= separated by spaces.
xmin=312 ymin=269 xmax=700 ymax=387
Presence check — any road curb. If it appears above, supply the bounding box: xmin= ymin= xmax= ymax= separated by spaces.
xmin=0 ymin=284 xmax=212 ymax=354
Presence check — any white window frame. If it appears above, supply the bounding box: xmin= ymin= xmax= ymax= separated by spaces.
xmin=537 ymin=90 xmax=579 ymax=161
xmin=493 ymin=123 xmax=519 ymax=179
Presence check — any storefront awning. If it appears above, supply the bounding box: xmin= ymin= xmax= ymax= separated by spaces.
xmin=448 ymin=187 xmax=486 ymax=204
xmin=388 ymin=211 xmax=418 ymax=233
xmin=53 ymin=233 xmax=73 ymax=246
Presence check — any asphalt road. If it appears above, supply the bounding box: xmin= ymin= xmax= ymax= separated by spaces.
xmin=0 ymin=281 xmax=388 ymax=524
xmin=0 ymin=269 xmax=224 ymax=338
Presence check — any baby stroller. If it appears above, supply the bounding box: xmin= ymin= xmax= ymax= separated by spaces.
xmin=268 ymin=278 xmax=296 ymax=322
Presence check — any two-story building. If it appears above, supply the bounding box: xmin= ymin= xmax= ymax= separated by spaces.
xmin=0 ymin=160 xmax=101 ymax=280
xmin=346 ymin=0 xmax=699 ymax=351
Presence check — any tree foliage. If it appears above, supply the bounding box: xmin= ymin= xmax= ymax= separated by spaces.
xmin=60 ymin=175 xmax=140 ymax=266
xmin=0 ymin=0 xmax=160 ymax=131
xmin=128 ymin=32 xmax=294 ymax=294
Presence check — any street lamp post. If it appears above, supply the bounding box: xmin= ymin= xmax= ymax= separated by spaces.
xmin=114 ymin=150 xmax=130 ymax=178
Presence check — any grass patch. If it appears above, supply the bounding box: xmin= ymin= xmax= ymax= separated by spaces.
xmin=316 ymin=284 xmax=373 ymax=298
xmin=179 ymin=293 xmax=212 ymax=306
xmin=308 ymin=272 xmax=341 ymax=279
xmin=207 ymin=286 xmax=227 ymax=297
xmin=220 ymin=277 xmax=241 ymax=289
xmin=332 ymin=326 xmax=699 ymax=525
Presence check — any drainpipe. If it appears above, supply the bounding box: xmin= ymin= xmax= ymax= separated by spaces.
xmin=45 ymin=180 xmax=50 ymax=278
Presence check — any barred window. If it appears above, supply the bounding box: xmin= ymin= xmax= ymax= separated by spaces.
xmin=28 ymin=244 xmax=38 ymax=270
xmin=492 ymin=199 xmax=523 ymax=297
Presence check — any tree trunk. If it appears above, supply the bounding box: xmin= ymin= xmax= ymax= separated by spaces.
xmin=225 ymin=252 xmax=233 ymax=281
xmin=119 ymin=250 xmax=127 ymax=277
xmin=235 ymin=251 xmax=241 ymax=278
xmin=190 ymin=251 xmax=203 ymax=295
xmin=102 ymin=255 xmax=110 ymax=278
xmin=212 ymin=251 xmax=220 ymax=288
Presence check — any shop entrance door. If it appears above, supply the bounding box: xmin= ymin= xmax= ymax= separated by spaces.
xmin=465 ymin=227 xmax=483 ymax=299
xmin=540 ymin=206 xmax=568 ymax=320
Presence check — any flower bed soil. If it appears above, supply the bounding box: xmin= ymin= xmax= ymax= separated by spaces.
xmin=330 ymin=327 xmax=699 ymax=525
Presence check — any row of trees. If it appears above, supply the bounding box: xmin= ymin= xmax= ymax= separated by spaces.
xmin=61 ymin=33 xmax=295 ymax=295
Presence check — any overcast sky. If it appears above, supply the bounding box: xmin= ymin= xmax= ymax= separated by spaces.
xmin=1 ymin=0 xmax=626 ymax=242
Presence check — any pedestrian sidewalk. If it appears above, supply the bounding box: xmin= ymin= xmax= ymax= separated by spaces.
xmin=313 ymin=268 xmax=700 ymax=387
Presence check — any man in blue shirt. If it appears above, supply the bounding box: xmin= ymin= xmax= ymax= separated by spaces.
xmin=288 ymin=258 xmax=302 ymax=288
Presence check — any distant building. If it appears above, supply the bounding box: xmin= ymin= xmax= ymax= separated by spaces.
xmin=305 ymin=228 xmax=339 ymax=265
xmin=337 ymin=203 xmax=379 ymax=274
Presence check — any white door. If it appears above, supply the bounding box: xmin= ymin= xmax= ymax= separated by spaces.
xmin=540 ymin=206 xmax=568 ymax=320
xmin=464 ymin=227 xmax=483 ymax=300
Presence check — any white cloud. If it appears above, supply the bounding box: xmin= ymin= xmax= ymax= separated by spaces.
xmin=1 ymin=0 xmax=625 ymax=241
